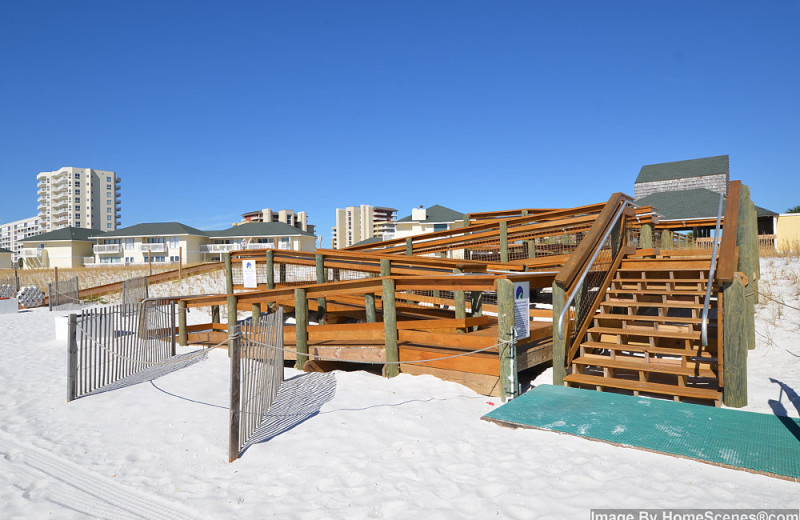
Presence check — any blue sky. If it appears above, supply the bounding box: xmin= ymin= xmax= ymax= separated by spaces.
xmin=1 ymin=1 xmax=798 ymax=243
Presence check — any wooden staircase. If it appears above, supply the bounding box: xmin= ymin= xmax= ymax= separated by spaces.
xmin=563 ymin=253 xmax=723 ymax=405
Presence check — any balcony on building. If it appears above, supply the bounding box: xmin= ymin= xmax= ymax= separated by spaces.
xmin=139 ymin=243 xmax=166 ymax=253
xmin=93 ymin=244 xmax=121 ymax=254
xmin=201 ymin=244 xmax=236 ymax=253
xmin=20 ymin=248 xmax=42 ymax=258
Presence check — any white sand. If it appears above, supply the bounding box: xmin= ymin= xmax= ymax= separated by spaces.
xmin=1 ymin=258 xmax=799 ymax=519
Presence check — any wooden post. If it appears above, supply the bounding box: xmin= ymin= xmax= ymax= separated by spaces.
xmin=67 ymin=313 xmax=77 ymax=402
xmin=211 ymin=305 xmax=220 ymax=324
xmin=279 ymin=263 xmax=287 ymax=284
xmin=148 ymin=252 xmax=153 ymax=276
xmin=315 ymin=253 xmax=326 ymax=318
xmin=382 ymin=277 xmax=399 ymax=377
xmin=552 ymin=281 xmax=567 ymax=385
xmin=470 ymin=290 xmax=483 ymax=332
xmin=405 ymin=237 xmax=413 ymax=256
xmin=527 ymin=239 xmax=536 ymax=259
xmin=179 ymin=246 xmax=183 ymax=279
xmin=723 ymin=277 xmax=748 ymax=407
xmin=170 ymin=301 xmax=176 ymax=357
xmin=54 ymin=266 xmax=58 ymax=294
xmin=737 ymin=186 xmax=757 ymax=349
xmin=640 ymin=223 xmax=653 ymax=249
xmin=380 ymin=258 xmax=391 ymax=277
xmin=499 ymin=221 xmax=509 ymax=263
xmin=227 ymin=294 xmax=238 ymax=357
xmin=224 ymin=253 xmax=233 ymax=294
xmin=266 ymin=250 xmax=275 ymax=289
xmin=453 ymin=268 xmax=466 ymax=332
xmin=365 ymin=293 xmax=377 ymax=323
xmin=228 ymin=325 xmax=241 ymax=462
xmin=251 ymin=303 xmax=261 ymax=329
xmin=660 ymin=229 xmax=672 ymax=250
xmin=178 ymin=300 xmax=187 ymax=346
xmin=463 ymin=214 xmax=470 ymax=227
xmin=294 ymin=288 xmax=308 ymax=369
xmin=497 ymin=279 xmax=516 ymax=401
xmin=14 ymin=268 xmax=19 ymax=291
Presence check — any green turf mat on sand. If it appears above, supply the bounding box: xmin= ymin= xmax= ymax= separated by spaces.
xmin=482 ymin=384 xmax=800 ymax=481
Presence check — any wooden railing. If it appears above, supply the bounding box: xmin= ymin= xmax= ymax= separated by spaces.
xmin=716 ymin=180 xmax=741 ymax=283
xmin=552 ymin=193 xmax=634 ymax=383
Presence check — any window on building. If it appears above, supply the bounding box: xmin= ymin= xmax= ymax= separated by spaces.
xmin=106 ymin=184 xmax=111 ymax=190
xmin=107 ymin=224 xmax=113 ymax=229
xmin=107 ymin=215 xmax=112 ymax=220
xmin=106 ymin=207 xmax=111 ymax=213
xmin=107 ymin=176 xmax=111 ymax=182
xmin=75 ymin=173 xmax=80 ymax=179
xmin=75 ymin=189 xmax=80 ymax=194
xmin=169 ymin=236 xmax=179 ymax=249
xmin=75 ymin=197 xmax=80 ymax=203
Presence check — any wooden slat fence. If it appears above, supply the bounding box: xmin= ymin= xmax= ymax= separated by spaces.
xmin=122 ymin=276 xmax=149 ymax=305
xmin=67 ymin=299 xmax=176 ymax=400
xmin=229 ymin=308 xmax=285 ymax=462
xmin=49 ymin=276 xmax=80 ymax=310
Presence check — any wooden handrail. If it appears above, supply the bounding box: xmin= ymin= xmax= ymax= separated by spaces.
xmin=717 ymin=180 xmax=741 ymax=283
xmin=554 ymin=192 xmax=631 ymax=289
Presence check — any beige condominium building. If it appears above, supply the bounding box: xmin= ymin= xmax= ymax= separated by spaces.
xmin=0 ymin=215 xmax=40 ymax=264
xmin=237 ymin=208 xmax=315 ymax=235
xmin=37 ymin=167 xmax=121 ymax=233
xmin=331 ymin=205 xmax=397 ymax=249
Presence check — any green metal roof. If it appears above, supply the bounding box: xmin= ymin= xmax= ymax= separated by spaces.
xmin=350 ymin=236 xmax=383 ymax=247
xmin=636 ymin=188 xmax=777 ymax=220
xmin=397 ymin=204 xmax=465 ymax=223
xmin=22 ymin=226 xmax=103 ymax=243
xmin=635 ymin=155 xmax=729 ymax=184
xmin=95 ymin=222 xmax=208 ymax=238
xmin=209 ymin=222 xmax=315 ymax=238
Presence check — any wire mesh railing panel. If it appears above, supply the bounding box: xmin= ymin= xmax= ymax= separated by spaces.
xmin=567 ymin=218 xmax=624 ymax=351
xmin=236 ymin=308 xmax=284 ymax=453
xmin=71 ymin=300 xmax=176 ymax=399
xmin=49 ymin=276 xmax=81 ymax=310
xmin=122 ymin=276 xmax=149 ymax=305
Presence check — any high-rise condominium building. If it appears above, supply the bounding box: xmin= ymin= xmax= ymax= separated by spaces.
xmin=331 ymin=205 xmax=397 ymax=249
xmin=0 ymin=215 xmax=40 ymax=263
xmin=37 ymin=167 xmax=121 ymax=233
xmin=237 ymin=208 xmax=315 ymax=234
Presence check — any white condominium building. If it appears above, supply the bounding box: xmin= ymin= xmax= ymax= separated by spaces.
xmin=237 ymin=208 xmax=314 ymax=234
xmin=0 ymin=215 xmax=40 ymax=263
xmin=331 ymin=205 xmax=397 ymax=249
xmin=37 ymin=167 xmax=121 ymax=233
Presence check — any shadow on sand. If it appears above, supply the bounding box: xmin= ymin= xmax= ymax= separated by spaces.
xmin=768 ymin=378 xmax=800 ymax=442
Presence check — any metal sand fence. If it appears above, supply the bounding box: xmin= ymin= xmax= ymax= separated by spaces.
xmin=229 ymin=308 xmax=285 ymax=462
xmin=67 ymin=299 xmax=177 ymax=400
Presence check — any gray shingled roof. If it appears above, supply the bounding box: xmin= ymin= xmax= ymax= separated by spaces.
xmin=0 ymin=247 xmax=12 ymax=253
xmin=397 ymin=204 xmax=465 ymax=223
xmin=95 ymin=222 xmax=208 ymax=238
xmin=350 ymin=236 xmax=383 ymax=247
xmin=636 ymin=155 xmax=729 ymax=184
xmin=209 ymin=222 xmax=315 ymax=238
xmin=636 ymin=188 xmax=777 ymax=220
xmin=22 ymin=226 xmax=103 ymax=243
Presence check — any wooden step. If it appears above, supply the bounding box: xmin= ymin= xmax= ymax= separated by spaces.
xmin=614 ymin=276 xmax=708 ymax=283
xmin=580 ymin=341 xmax=718 ymax=360
xmin=572 ymin=354 xmax=717 ymax=378
xmin=602 ymin=299 xmax=704 ymax=310
xmin=606 ymin=288 xmax=706 ymax=297
xmin=563 ymin=372 xmax=721 ymax=402
xmin=593 ymin=312 xmax=703 ymax=325
xmin=588 ymin=326 xmax=700 ymax=341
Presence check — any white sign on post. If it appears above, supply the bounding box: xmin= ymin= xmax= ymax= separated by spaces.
xmin=242 ymin=260 xmax=258 ymax=289
xmin=513 ymin=281 xmax=530 ymax=340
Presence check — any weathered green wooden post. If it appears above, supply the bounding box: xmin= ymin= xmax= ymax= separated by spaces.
xmin=552 ymin=281 xmax=567 ymax=385
xmin=251 ymin=303 xmax=261 ymax=329
xmin=463 ymin=214 xmax=470 ymax=227
xmin=527 ymin=238 xmax=537 ymax=259
xmin=660 ymin=229 xmax=673 ymax=250
xmin=294 ymin=288 xmax=308 ymax=369
xmin=178 ymin=300 xmax=187 ymax=346
xmin=380 ymin=258 xmax=391 ymax=277
xmin=315 ymin=253 xmax=327 ymax=318
xmin=382 ymin=276 xmax=399 ymax=378
xmin=737 ymin=185 xmax=757 ymax=350
xmin=67 ymin=313 xmax=77 ymax=402
xmin=211 ymin=305 xmax=220 ymax=324
xmin=453 ymin=268 xmax=466 ymax=332
xmin=497 ymin=279 xmax=516 ymax=401
xmin=723 ymin=276 xmax=748 ymax=407
xmin=224 ymin=252 xmax=233 ymax=294
xmin=365 ymin=293 xmax=377 ymax=322
xmin=470 ymin=290 xmax=483 ymax=332
xmin=228 ymin=324 xmax=241 ymax=462
xmin=266 ymin=250 xmax=275 ymax=289
xmin=405 ymin=237 xmax=413 ymax=256
xmin=640 ymin=223 xmax=654 ymax=249
xmin=499 ymin=221 xmax=509 ymax=263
